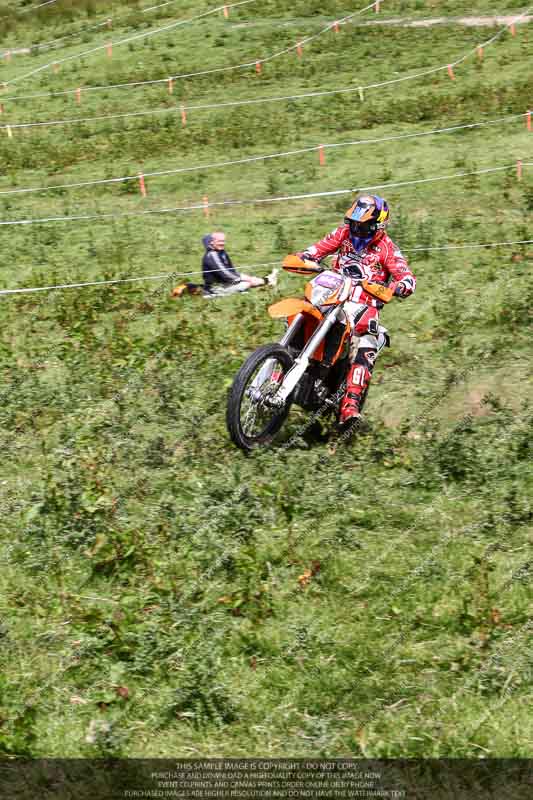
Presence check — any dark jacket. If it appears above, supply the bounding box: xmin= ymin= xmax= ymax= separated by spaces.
xmin=202 ymin=235 xmax=241 ymax=289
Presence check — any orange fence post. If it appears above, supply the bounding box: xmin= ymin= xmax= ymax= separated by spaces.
xmin=223 ymin=4 xmax=229 ymax=17
xmin=75 ymin=87 xmax=81 ymax=104
xmin=477 ymin=45 xmax=483 ymax=60
xmin=318 ymin=145 xmax=325 ymax=166
xmin=255 ymin=61 xmax=262 ymax=74
xmin=527 ymin=111 xmax=531 ymax=131
xmin=180 ymin=104 xmax=187 ymax=126
xmin=168 ymin=77 xmax=173 ymax=94
xmin=447 ymin=64 xmax=455 ymax=80
xmin=297 ymin=43 xmax=303 ymax=58
xmin=107 ymin=42 xmax=113 ymax=58
xmin=139 ymin=173 xmax=147 ymax=197
xmin=517 ymin=160 xmax=523 ymax=181
xmin=203 ymin=196 xmax=209 ymax=218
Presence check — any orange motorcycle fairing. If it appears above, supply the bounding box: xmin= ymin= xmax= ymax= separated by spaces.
xmin=282 ymin=254 xmax=323 ymax=275
xmin=269 ymin=300 xmax=350 ymax=367
xmin=361 ymin=279 xmax=395 ymax=304
xmin=304 ymin=317 xmax=350 ymax=366
xmin=304 ymin=281 xmax=343 ymax=306
xmin=327 ymin=325 xmax=351 ymax=366
xmin=268 ymin=298 xmax=323 ymax=321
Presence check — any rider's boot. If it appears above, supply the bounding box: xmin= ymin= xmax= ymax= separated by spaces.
xmin=339 ymin=363 xmax=371 ymax=426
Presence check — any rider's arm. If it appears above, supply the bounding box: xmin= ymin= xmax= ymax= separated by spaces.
xmin=300 ymin=224 xmax=350 ymax=262
xmin=382 ymin=241 xmax=416 ymax=297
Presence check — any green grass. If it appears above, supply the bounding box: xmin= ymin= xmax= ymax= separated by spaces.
xmin=0 ymin=0 xmax=532 ymax=760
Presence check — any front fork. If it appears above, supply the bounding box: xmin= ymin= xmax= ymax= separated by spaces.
xmin=247 ymin=314 xmax=305 ymax=402
xmin=279 ymin=313 xmax=304 ymax=348
xmin=271 ymin=307 xmax=342 ymax=405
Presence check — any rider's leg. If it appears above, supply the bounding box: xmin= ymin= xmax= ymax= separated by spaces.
xmin=339 ymin=305 xmax=387 ymax=425
xmin=340 ymin=334 xmax=379 ymax=424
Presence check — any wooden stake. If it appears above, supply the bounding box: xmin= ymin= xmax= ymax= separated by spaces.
xmin=203 ymin=196 xmax=209 ymax=218
xmin=180 ymin=104 xmax=187 ymax=126
xmin=75 ymin=87 xmax=81 ymax=104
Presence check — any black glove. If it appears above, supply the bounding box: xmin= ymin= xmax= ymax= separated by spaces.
xmin=299 ymin=251 xmax=320 ymax=263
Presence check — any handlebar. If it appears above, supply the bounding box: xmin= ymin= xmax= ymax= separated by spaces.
xmin=282 ymin=255 xmax=400 ymax=302
xmin=282 ymin=254 xmax=323 ymax=275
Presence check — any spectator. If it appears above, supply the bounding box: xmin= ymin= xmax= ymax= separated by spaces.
xmin=202 ymin=232 xmax=277 ymax=298
xmin=171 ymin=232 xmax=277 ymax=299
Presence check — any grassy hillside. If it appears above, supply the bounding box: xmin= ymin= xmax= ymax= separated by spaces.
xmin=0 ymin=0 xmax=532 ymax=759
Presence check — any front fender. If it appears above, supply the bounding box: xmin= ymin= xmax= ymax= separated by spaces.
xmin=268 ymin=298 xmax=323 ymax=322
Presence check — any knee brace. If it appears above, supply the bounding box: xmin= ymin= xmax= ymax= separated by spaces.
xmin=355 ymin=346 xmax=378 ymax=371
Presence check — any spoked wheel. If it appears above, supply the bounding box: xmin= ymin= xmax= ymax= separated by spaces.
xmin=226 ymin=343 xmax=294 ymax=451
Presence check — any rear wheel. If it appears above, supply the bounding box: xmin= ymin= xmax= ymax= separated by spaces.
xmin=226 ymin=343 xmax=294 ymax=451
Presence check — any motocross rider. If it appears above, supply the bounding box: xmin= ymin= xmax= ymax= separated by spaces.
xmin=299 ymin=194 xmax=416 ymax=426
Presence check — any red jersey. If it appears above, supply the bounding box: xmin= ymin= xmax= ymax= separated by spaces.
xmin=305 ymin=225 xmax=416 ymax=307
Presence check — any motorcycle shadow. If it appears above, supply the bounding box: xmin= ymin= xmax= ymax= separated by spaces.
xmin=279 ymin=415 xmax=371 ymax=450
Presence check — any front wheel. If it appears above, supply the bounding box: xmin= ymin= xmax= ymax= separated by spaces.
xmin=226 ymin=343 xmax=294 ymax=451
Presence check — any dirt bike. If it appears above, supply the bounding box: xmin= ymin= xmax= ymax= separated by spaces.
xmin=226 ymin=254 xmax=397 ymax=451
